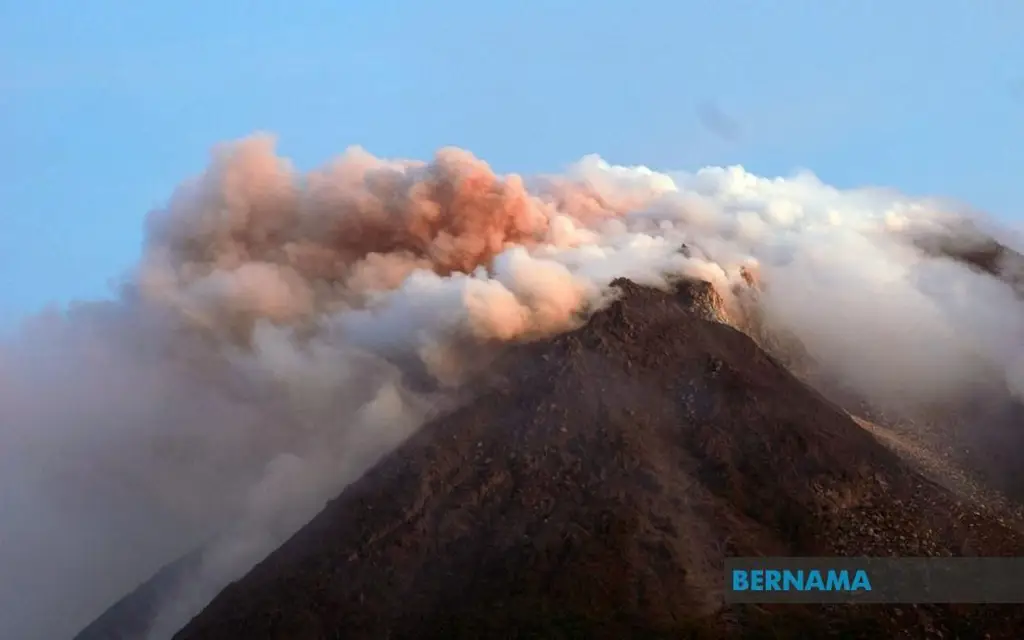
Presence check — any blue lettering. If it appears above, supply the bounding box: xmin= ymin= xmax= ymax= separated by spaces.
xmin=783 ymin=570 xmax=803 ymax=590
xmin=825 ymin=570 xmax=851 ymax=590
xmin=852 ymin=570 xmax=872 ymax=591
xmin=750 ymin=569 xmax=764 ymax=591
xmin=733 ymin=567 xmax=871 ymax=592
xmin=805 ymin=570 xmax=825 ymax=590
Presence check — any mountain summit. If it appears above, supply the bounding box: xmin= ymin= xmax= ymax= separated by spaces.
xmin=114 ymin=277 xmax=1021 ymax=639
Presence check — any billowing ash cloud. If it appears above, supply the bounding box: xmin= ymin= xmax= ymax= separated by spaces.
xmin=2 ymin=134 xmax=1023 ymax=640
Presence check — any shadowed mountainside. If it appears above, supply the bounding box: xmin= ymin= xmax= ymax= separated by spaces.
xmin=73 ymin=551 xmax=202 ymax=640
xmin=151 ymin=278 xmax=1024 ymax=639
xmin=910 ymin=221 xmax=1024 ymax=295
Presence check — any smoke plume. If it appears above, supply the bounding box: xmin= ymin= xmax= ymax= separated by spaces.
xmin=2 ymin=134 xmax=1023 ymax=639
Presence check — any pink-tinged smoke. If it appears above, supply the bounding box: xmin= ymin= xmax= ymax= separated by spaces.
xmin=2 ymin=134 xmax=1023 ymax=640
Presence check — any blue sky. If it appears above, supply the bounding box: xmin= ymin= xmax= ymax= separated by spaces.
xmin=1 ymin=1 xmax=1022 ymax=326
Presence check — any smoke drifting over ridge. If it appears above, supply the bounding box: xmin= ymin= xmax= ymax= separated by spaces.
xmin=2 ymin=134 xmax=1024 ymax=640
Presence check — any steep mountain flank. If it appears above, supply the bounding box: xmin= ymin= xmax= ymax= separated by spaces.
xmin=159 ymin=279 xmax=1024 ymax=639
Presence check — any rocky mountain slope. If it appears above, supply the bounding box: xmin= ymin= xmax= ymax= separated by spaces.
xmin=132 ymin=278 xmax=1023 ymax=639
xmin=73 ymin=551 xmax=201 ymax=640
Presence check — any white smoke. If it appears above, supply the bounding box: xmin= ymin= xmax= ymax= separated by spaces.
xmin=2 ymin=134 xmax=1023 ymax=640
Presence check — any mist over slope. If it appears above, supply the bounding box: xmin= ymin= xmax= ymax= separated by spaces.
xmin=172 ymin=277 xmax=1024 ymax=640
xmin=2 ymin=134 xmax=1024 ymax=639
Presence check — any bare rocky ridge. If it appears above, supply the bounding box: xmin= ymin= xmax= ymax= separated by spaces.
xmin=129 ymin=277 xmax=1022 ymax=639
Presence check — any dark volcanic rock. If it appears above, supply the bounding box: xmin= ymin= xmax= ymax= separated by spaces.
xmin=73 ymin=550 xmax=201 ymax=640
xmin=88 ymin=278 xmax=1024 ymax=639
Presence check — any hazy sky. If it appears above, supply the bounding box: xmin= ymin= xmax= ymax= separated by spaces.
xmin=1 ymin=0 xmax=1022 ymax=325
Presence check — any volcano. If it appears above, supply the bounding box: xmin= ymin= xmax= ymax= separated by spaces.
xmin=77 ymin=278 xmax=1024 ymax=639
